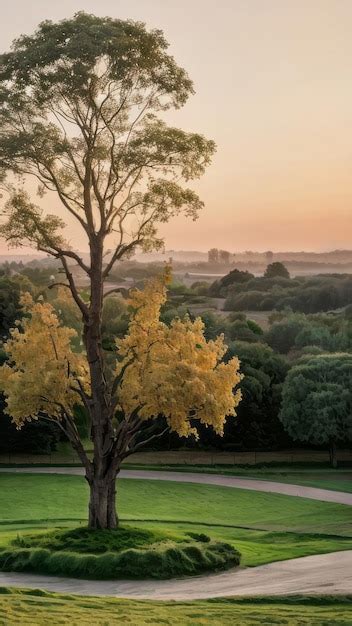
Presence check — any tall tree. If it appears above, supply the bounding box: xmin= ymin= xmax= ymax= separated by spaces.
xmin=0 ymin=14 xmax=227 ymax=528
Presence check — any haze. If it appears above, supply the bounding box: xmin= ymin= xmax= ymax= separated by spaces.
xmin=1 ymin=0 xmax=351 ymax=253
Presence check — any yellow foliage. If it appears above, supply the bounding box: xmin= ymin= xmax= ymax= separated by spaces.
xmin=115 ymin=277 xmax=242 ymax=437
xmin=0 ymin=276 xmax=242 ymax=440
xmin=0 ymin=294 xmax=88 ymax=427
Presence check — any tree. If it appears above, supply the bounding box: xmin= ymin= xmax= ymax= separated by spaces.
xmin=0 ymin=13 xmax=220 ymax=528
xmin=208 ymin=248 xmax=219 ymax=264
xmin=0 ymin=278 xmax=242 ymax=527
xmin=264 ymin=262 xmax=290 ymax=279
xmin=265 ymin=251 xmax=274 ymax=264
xmin=208 ymin=268 xmax=254 ymax=297
xmin=265 ymin=315 xmax=308 ymax=354
xmin=223 ymin=342 xmax=289 ymax=449
xmin=219 ymin=250 xmax=230 ymax=265
xmin=0 ymin=277 xmax=23 ymax=338
xmin=279 ymin=354 xmax=352 ymax=467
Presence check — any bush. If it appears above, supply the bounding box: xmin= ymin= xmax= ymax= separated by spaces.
xmin=0 ymin=526 xmax=241 ymax=580
xmin=213 ymin=270 xmax=352 ymax=314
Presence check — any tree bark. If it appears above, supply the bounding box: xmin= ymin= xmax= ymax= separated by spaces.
xmin=83 ymin=236 xmax=121 ymax=530
xmin=87 ymin=473 xmax=118 ymax=529
xmin=329 ymin=441 xmax=338 ymax=468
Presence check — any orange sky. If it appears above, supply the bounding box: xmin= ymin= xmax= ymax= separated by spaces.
xmin=1 ymin=0 xmax=352 ymax=253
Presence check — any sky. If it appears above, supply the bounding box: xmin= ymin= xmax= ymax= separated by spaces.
xmin=1 ymin=0 xmax=352 ymax=253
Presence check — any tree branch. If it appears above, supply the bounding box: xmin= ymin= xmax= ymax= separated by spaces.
xmin=122 ymin=426 xmax=170 ymax=458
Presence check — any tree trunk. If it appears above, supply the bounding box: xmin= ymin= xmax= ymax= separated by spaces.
xmin=83 ymin=236 xmax=120 ymax=529
xmin=329 ymin=441 xmax=338 ymax=468
xmin=88 ymin=474 xmax=118 ymax=529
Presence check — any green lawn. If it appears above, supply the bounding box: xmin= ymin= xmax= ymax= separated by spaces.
xmin=0 ymin=473 xmax=351 ymax=567
xmin=1 ymin=589 xmax=352 ymax=625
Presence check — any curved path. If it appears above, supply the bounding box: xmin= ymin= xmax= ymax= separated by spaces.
xmin=0 ymin=551 xmax=351 ymax=599
xmin=0 ymin=467 xmax=351 ymax=598
xmin=1 ymin=466 xmax=352 ymax=505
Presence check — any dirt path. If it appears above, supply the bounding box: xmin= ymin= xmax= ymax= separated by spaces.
xmin=1 ymin=467 xmax=351 ymax=506
xmin=0 ymin=551 xmax=351 ymax=599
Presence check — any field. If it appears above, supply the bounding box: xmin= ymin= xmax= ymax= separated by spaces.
xmin=1 ymin=589 xmax=352 ymax=625
xmin=0 ymin=473 xmax=351 ymax=569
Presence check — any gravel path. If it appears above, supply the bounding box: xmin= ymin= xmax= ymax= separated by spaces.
xmin=1 ymin=466 xmax=352 ymax=505
xmin=0 ymin=551 xmax=351 ymax=599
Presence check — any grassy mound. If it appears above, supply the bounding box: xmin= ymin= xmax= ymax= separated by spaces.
xmin=0 ymin=526 xmax=240 ymax=580
xmin=12 ymin=526 xmax=181 ymax=554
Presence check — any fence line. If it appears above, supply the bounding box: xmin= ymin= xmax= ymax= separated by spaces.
xmin=0 ymin=448 xmax=351 ymax=466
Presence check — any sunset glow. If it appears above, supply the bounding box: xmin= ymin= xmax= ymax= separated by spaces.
xmin=1 ymin=0 xmax=351 ymax=252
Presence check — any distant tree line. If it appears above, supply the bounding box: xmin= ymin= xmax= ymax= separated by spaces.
xmin=209 ymin=263 xmax=352 ymax=314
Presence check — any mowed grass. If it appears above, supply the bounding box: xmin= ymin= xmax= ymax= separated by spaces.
xmin=0 ymin=473 xmax=351 ymax=535
xmin=1 ymin=589 xmax=352 ymax=625
xmin=0 ymin=473 xmax=351 ymax=568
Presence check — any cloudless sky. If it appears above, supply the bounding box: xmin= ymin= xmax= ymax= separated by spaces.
xmin=1 ymin=0 xmax=352 ymax=252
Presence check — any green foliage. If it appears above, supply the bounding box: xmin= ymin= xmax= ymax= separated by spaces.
xmin=0 ymin=526 xmax=240 ymax=580
xmin=280 ymin=354 xmax=352 ymax=446
xmin=221 ymin=273 xmax=352 ymax=314
xmin=0 ymin=278 xmax=23 ymax=338
xmin=264 ymin=262 xmax=290 ymax=279
xmin=101 ymin=295 xmax=129 ymax=349
xmin=190 ymin=280 xmax=209 ymax=295
xmin=265 ymin=315 xmax=308 ymax=354
xmin=221 ymin=342 xmax=289 ymax=448
xmin=266 ymin=311 xmax=352 ymax=355
xmin=209 ymin=269 xmax=254 ymax=297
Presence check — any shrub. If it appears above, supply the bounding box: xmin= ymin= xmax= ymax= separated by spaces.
xmin=0 ymin=526 xmax=241 ymax=580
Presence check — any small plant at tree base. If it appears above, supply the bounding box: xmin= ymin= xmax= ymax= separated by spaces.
xmin=0 ymin=14 xmax=242 ymax=529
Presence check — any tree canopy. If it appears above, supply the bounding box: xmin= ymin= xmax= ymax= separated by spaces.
xmin=279 ymin=354 xmax=352 ymax=465
xmin=0 ymin=275 xmax=242 ymax=444
xmin=264 ymin=262 xmax=290 ymax=279
xmin=0 ymin=12 xmax=215 ymax=278
xmin=0 ymin=13 xmax=218 ymax=529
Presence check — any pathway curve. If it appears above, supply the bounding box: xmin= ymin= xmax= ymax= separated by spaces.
xmin=1 ymin=466 xmax=352 ymax=506
xmin=0 ymin=467 xmax=351 ymax=599
xmin=0 ymin=551 xmax=351 ymax=599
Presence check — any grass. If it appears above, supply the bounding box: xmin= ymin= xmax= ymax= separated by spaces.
xmin=0 ymin=473 xmax=351 ymax=569
xmin=0 ymin=527 xmax=239 ymax=580
xmin=1 ymin=589 xmax=352 ymax=625
xmin=1 ymin=473 xmax=351 ymax=535
xmin=11 ymin=525 xmax=183 ymax=553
